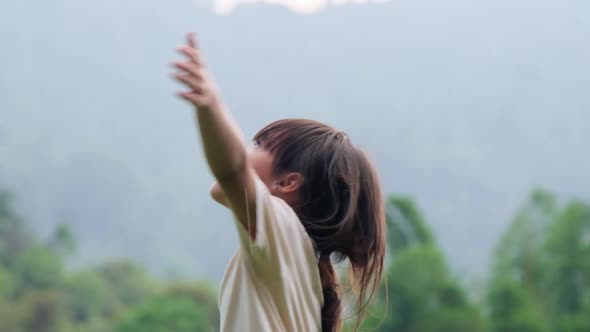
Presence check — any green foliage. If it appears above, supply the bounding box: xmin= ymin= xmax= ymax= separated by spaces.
xmin=47 ymin=223 xmax=76 ymax=257
xmin=492 ymin=189 xmax=557 ymax=281
xmin=13 ymin=245 xmax=64 ymax=293
xmin=487 ymin=190 xmax=590 ymax=332
xmin=364 ymin=196 xmax=484 ymax=332
xmin=0 ymin=191 xmax=33 ymax=268
xmin=2 ymin=183 xmax=590 ymax=332
xmin=543 ymin=201 xmax=590 ymax=318
xmin=554 ymin=314 xmax=590 ymax=332
xmin=62 ymin=271 xmax=117 ymax=324
xmin=93 ymin=260 xmax=156 ymax=308
xmin=386 ymin=196 xmax=434 ymax=254
xmin=165 ymin=283 xmax=220 ymax=327
xmin=0 ymin=186 xmax=217 ymax=332
xmin=376 ymin=246 xmax=484 ymax=332
xmin=17 ymin=290 xmax=68 ymax=332
xmin=116 ymin=285 xmax=219 ymax=332
xmin=487 ymin=279 xmax=547 ymax=332
xmin=0 ymin=265 xmax=15 ymax=298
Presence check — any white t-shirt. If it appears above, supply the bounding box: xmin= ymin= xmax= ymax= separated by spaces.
xmin=218 ymin=176 xmax=323 ymax=332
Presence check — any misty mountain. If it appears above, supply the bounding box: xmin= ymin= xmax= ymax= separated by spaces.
xmin=1 ymin=0 xmax=588 ymax=281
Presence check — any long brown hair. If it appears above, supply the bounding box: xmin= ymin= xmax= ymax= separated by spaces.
xmin=254 ymin=119 xmax=386 ymax=332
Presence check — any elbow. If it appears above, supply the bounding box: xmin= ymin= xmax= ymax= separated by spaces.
xmin=210 ymin=182 xmax=229 ymax=207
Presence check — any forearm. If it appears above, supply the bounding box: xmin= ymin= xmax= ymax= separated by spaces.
xmin=174 ymin=32 xmax=257 ymax=238
xmin=195 ymin=101 xmax=249 ymax=181
xmin=199 ymin=103 xmax=257 ymax=238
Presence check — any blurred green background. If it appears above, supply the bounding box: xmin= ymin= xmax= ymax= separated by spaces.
xmin=2 ymin=188 xmax=590 ymax=331
xmin=1 ymin=0 xmax=588 ymax=331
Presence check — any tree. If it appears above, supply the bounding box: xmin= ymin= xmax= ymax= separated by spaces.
xmin=13 ymin=245 xmax=64 ymax=294
xmin=62 ymin=271 xmax=119 ymax=325
xmin=487 ymin=279 xmax=547 ymax=332
xmin=47 ymin=223 xmax=76 ymax=258
xmin=487 ymin=190 xmax=557 ymax=331
xmin=0 ymin=191 xmax=33 ymax=268
xmin=386 ymin=196 xmax=434 ymax=254
xmin=93 ymin=259 xmax=156 ymax=311
xmin=377 ymin=246 xmax=484 ymax=332
xmin=363 ymin=196 xmax=484 ymax=332
xmin=116 ymin=283 xmax=219 ymax=332
xmin=492 ymin=190 xmax=557 ymax=286
xmin=17 ymin=290 xmax=68 ymax=332
xmin=0 ymin=265 xmax=15 ymax=298
xmin=487 ymin=190 xmax=590 ymax=331
xmin=542 ymin=201 xmax=590 ymax=330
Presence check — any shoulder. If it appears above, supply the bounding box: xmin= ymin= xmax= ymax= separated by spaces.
xmin=270 ymin=196 xmax=318 ymax=264
xmin=269 ymin=196 xmax=312 ymax=245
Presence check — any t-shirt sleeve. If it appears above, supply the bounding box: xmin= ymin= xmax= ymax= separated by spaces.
xmin=232 ymin=176 xmax=313 ymax=273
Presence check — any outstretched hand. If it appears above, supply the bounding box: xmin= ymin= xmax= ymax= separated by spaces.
xmin=171 ymin=33 xmax=219 ymax=109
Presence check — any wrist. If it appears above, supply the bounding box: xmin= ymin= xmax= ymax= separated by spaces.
xmin=195 ymin=94 xmax=222 ymax=113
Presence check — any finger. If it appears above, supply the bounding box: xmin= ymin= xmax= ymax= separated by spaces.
xmin=177 ymin=91 xmax=196 ymax=100
xmin=171 ymin=61 xmax=202 ymax=77
xmin=186 ymin=32 xmax=198 ymax=49
xmin=177 ymin=91 xmax=197 ymax=103
xmin=177 ymin=46 xmax=201 ymax=65
xmin=178 ymin=91 xmax=206 ymax=106
xmin=173 ymin=73 xmax=203 ymax=92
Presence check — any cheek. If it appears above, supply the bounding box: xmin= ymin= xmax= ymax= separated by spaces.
xmin=252 ymin=163 xmax=272 ymax=184
xmin=249 ymin=151 xmax=275 ymax=185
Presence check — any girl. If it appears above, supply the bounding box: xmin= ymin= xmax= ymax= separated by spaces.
xmin=171 ymin=33 xmax=386 ymax=332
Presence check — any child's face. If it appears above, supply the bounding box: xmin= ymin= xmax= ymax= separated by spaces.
xmin=247 ymin=146 xmax=275 ymax=188
xmin=210 ymin=145 xmax=302 ymax=207
xmin=247 ymin=146 xmax=303 ymax=206
xmin=209 ymin=146 xmax=275 ymax=206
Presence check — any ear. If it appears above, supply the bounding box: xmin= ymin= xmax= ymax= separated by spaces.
xmin=273 ymin=172 xmax=304 ymax=196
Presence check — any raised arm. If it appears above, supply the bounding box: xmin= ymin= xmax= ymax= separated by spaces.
xmin=171 ymin=33 xmax=257 ymax=239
